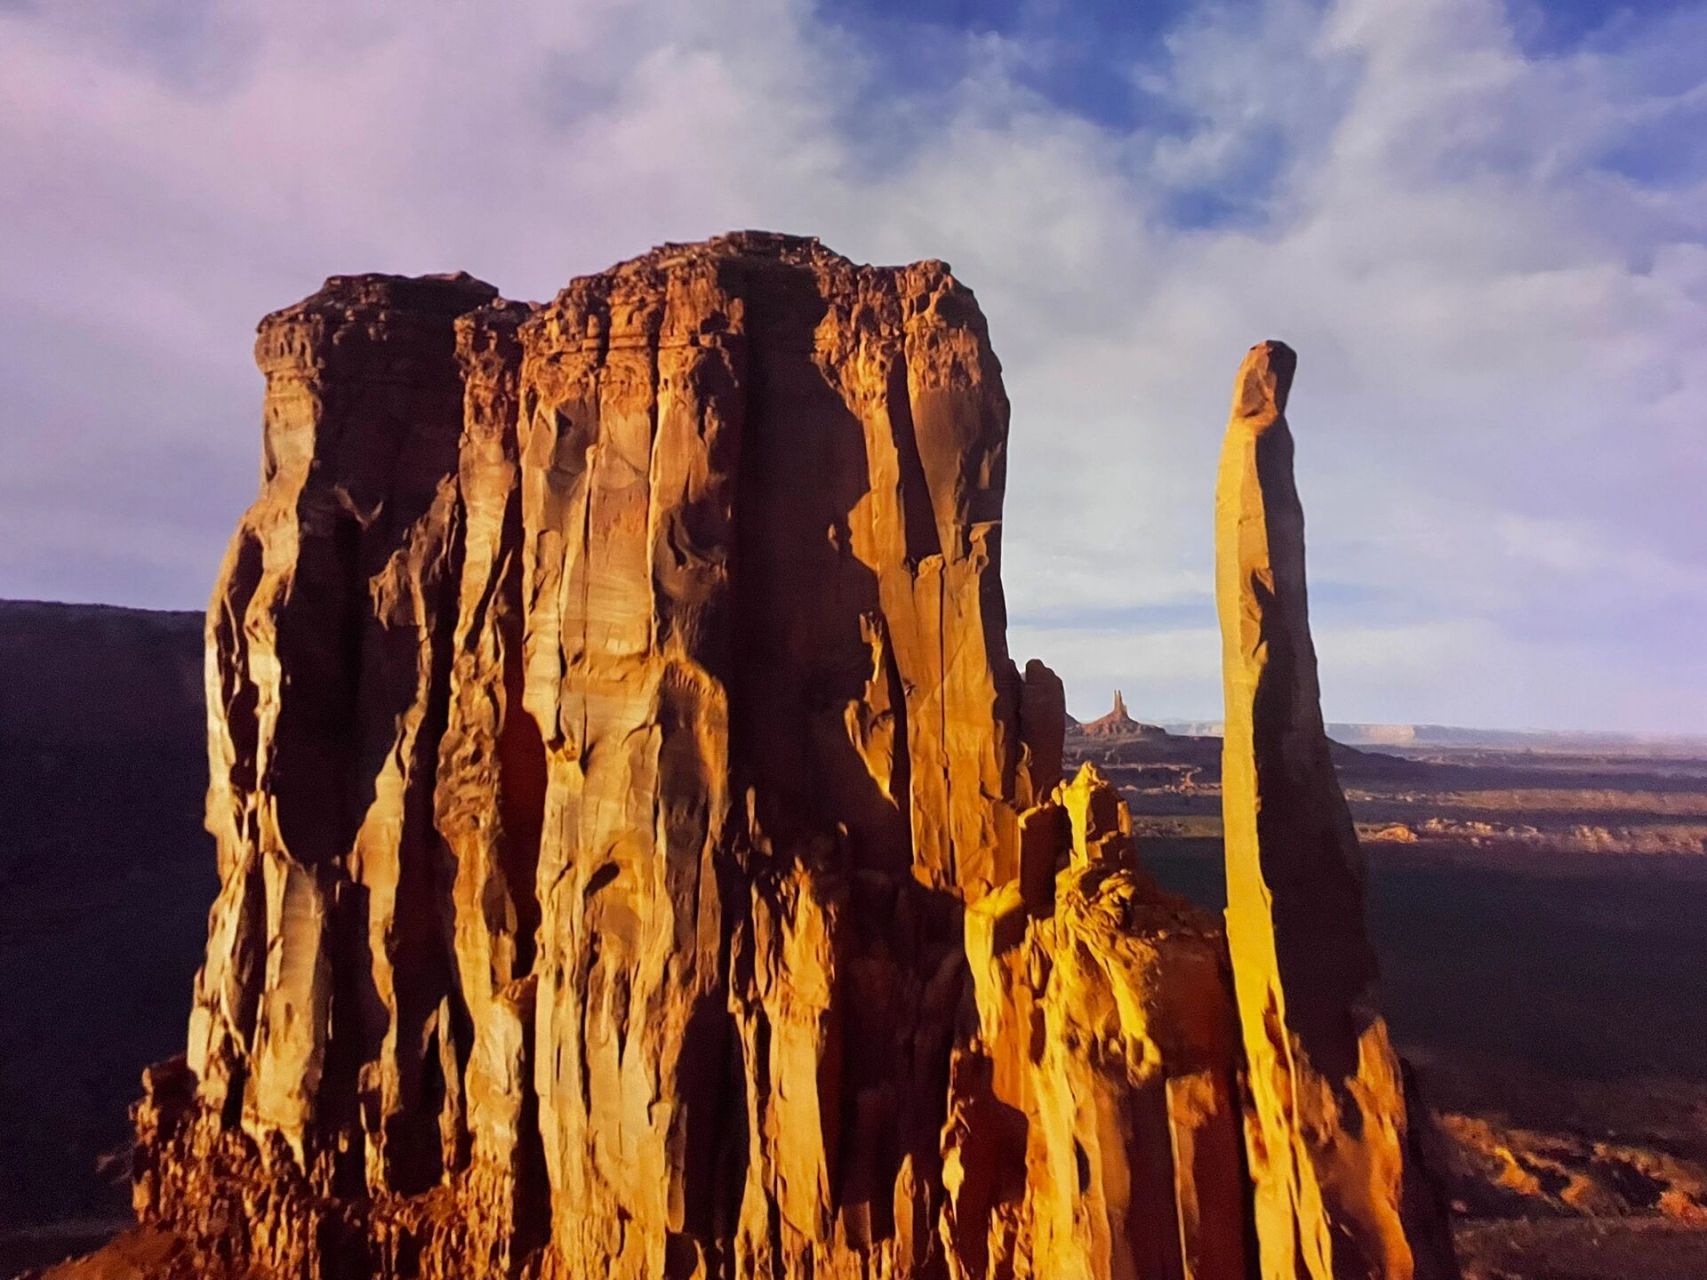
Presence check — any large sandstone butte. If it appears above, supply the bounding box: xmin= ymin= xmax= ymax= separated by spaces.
xmin=103 ymin=236 xmax=1454 ymax=1280
xmin=1215 ymin=341 xmax=1457 ymax=1280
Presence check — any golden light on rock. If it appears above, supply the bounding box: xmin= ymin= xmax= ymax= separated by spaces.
xmin=1216 ymin=340 xmax=1458 ymax=1280
xmin=112 ymin=240 xmax=1457 ymax=1279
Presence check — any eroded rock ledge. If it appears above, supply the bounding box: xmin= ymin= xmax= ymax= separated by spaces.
xmin=115 ymin=234 xmax=1455 ymax=1280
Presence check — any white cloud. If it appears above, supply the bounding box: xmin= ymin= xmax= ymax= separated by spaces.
xmin=2 ymin=0 xmax=1702 ymax=731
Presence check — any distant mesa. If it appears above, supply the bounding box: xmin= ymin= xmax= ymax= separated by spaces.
xmin=1158 ymin=720 xmax=1707 ymax=757
xmin=1074 ymin=689 xmax=1168 ymax=739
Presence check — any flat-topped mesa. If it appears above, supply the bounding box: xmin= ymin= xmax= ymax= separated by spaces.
xmin=130 ymin=236 xmax=1252 ymax=1280
xmin=1215 ymin=340 xmax=1459 ymax=1280
xmin=516 ymin=229 xmax=1028 ymax=906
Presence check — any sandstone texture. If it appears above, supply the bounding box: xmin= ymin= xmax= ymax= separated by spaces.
xmin=1214 ymin=341 xmax=1457 ymax=1280
xmin=97 ymin=240 xmax=1452 ymax=1280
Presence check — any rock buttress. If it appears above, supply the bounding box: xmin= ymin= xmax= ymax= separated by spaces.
xmin=434 ymin=299 xmax=551 ymax=1270
xmin=956 ymin=762 xmax=1250 ymax=1280
xmin=185 ymin=271 xmax=496 ymax=1172
xmin=1214 ymin=340 xmax=1459 ymax=1280
xmin=515 ymin=234 xmax=1036 ymax=1279
xmin=139 ymin=273 xmax=505 ymax=1276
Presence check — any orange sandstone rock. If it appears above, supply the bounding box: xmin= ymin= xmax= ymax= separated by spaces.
xmin=185 ymin=271 xmax=497 ymax=1180
xmin=111 ymin=244 xmax=1452 ymax=1280
xmin=511 ymin=235 xmax=1031 ymax=1279
xmin=435 ymin=299 xmax=550 ymax=1269
xmin=1215 ymin=340 xmax=1458 ymax=1280
xmin=957 ymin=762 xmax=1249 ymax=1280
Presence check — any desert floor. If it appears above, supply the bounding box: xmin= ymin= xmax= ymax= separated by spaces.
xmin=1074 ymin=727 xmax=1707 ymax=1280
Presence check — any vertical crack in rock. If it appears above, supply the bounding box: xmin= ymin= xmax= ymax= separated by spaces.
xmin=1215 ymin=340 xmax=1460 ymax=1280
xmin=520 ymin=237 xmax=748 ymax=1279
xmin=436 ymin=299 xmax=551 ymax=1269
xmin=119 ymin=242 xmax=1452 ymax=1280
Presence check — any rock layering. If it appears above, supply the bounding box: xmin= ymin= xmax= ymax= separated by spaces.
xmin=117 ymin=237 xmax=1455 ymax=1280
xmin=1215 ymin=341 xmax=1457 ymax=1280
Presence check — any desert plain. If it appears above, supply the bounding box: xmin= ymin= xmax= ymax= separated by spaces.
xmin=1071 ymin=699 xmax=1707 ymax=1279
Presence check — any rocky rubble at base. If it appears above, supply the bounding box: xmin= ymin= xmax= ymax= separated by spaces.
xmin=49 ymin=235 xmax=1455 ymax=1279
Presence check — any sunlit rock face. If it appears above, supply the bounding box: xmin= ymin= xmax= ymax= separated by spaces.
xmin=1215 ymin=341 xmax=1459 ymax=1280
xmin=512 ymin=234 xmax=1041 ymax=1280
xmin=125 ymin=238 xmax=1453 ymax=1280
xmin=184 ymin=270 xmax=498 ymax=1173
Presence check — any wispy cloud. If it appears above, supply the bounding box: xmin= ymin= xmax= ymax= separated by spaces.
xmin=2 ymin=0 xmax=1702 ymax=731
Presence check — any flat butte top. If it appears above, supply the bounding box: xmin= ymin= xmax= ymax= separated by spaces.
xmin=524 ymin=230 xmax=990 ymax=357
xmin=252 ymin=235 xmax=996 ymax=381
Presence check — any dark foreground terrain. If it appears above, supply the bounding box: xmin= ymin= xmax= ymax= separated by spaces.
xmin=3 ymin=601 xmax=1705 ymax=1278
xmin=1073 ymin=715 xmax=1707 ymax=1279
xmin=0 ymin=603 xmax=211 ymax=1265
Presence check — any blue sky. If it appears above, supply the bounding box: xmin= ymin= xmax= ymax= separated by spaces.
xmin=3 ymin=0 xmax=1704 ymax=731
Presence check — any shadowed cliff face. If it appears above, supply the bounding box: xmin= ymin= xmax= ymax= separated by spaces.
xmin=103 ymin=237 xmax=1451 ymax=1280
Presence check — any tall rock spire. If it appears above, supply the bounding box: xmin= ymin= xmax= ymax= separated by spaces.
xmin=1215 ymin=340 xmax=1458 ymax=1280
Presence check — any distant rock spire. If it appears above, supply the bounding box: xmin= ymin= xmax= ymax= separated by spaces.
xmin=1077 ymin=688 xmax=1166 ymax=740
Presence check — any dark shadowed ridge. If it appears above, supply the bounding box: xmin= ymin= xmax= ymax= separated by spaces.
xmin=0 ymin=599 xmax=212 ymax=1241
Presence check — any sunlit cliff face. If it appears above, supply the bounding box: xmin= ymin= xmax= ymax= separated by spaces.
xmin=120 ymin=237 xmax=1455 ymax=1280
